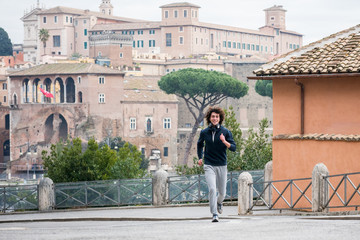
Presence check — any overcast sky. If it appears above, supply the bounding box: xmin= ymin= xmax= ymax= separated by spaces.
xmin=1 ymin=0 xmax=359 ymax=45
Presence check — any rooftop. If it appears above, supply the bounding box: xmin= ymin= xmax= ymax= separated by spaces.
xmin=160 ymin=2 xmax=201 ymax=8
xmin=10 ymin=63 xmax=124 ymax=77
xmin=122 ymin=76 xmax=178 ymax=103
xmin=254 ymin=24 xmax=360 ymax=76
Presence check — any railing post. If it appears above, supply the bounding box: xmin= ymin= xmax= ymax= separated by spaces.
xmin=238 ymin=172 xmax=253 ymax=215
xmin=152 ymin=169 xmax=168 ymax=206
xmin=264 ymin=161 xmax=273 ymax=205
xmin=312 ymin=163 xmax=329 ymax=212
xmin=38 ymin=177 xmax=55 ymax=211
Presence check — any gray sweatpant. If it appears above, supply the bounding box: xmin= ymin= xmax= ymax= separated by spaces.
xmin=204 ymin=164 xmax=227 ymax=215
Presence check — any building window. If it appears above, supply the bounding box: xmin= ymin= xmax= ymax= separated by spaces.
xmin=77 ymin=76 xmax=81 ymax=84
xmin=138 ymin=30 xmax=143 ymax=35
xmin=166 ymin=33 xmax=172 ymax=47
xmin=184 ymin=10 xmax=187 ymax=17
xmin=228 ymin=41 xmax=231 ymax=48
xmin=75 ymin=20 xmax=78 ymax=26
xmin=223 ymin=41 xmax=226 ymax=48
xmin=149 ymin=29 xmax=155 ymax=34
xmin=5 ymin=114 xmax=9 ymax=130
xmin=43 ymin=17 xmax=46 ymax=23
xmin=163 ymin=147 xmax=168 ymax=157
xmin=146 ymin=117 xmax=152 ymax=132
xmin=179 ymin=37 xmax=184 ymax=45
xmin=233 ymin=42 xmax=236 ymax=48
xmin=179 ymin=26 xmax=183 ymax=32
xmin=54 ymin=16 xmax=58 ymax=23
xmin=119 ymin=53 xmax=123 ymax=58
xmin=251 ymin=44 xmax=255 ymax=51
xmin=53 ymin=35 xmax=61 ymax=47
xmin=130 ymin=118 xmax=136 ymax=130
xmin=66 ymin=16 xmax=69 ymax=23
xmin=185 ymin=123 xmax=191 ymax=128
xmin=141 ymin=148 xmax=145 ymax=156
xmin=84 ymin=42 xmax=87 ymax=49
xmin=70 ymin=17 xmax=73 ymax=23
xmin=99 ymin=76 xmax=105 ymax=84
xmin=165 ymin=10 xmax=169 ymax=18
xmin=256 ymin=45 xmax=259 ymax=51
xmin=3 ymin=96 xmax=6 ymax=103
xmin=99 ymin=93 xmax=105 ymax=103
xmin=174 ymin=10 xmax=178 ymax=18
xmin=84 ymin=29 xmax=88 ymax=36
xmin=164 ymin=118 xmax=171 ymax=129
xmin=137 ymin=40 xmax=144 ymax=48
xmin=3 ymin=83 xmax=7 ymax=90
xmin=149 ymin=40 xmax=155 ymax=47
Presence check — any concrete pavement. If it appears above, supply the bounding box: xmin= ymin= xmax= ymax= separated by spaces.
xmin=0 ymin=204 xmax=359 ymax=239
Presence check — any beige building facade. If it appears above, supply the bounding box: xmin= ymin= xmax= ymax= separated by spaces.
xmin=8 ymin=63 xmax=178 ymax=174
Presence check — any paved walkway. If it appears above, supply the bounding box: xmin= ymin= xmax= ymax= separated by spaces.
xmin=0 ymin=204 xmax=359 ymax=240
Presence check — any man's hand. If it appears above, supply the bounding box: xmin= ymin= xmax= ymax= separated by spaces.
xmin=220 ymin=133 xmax=231 ymax=148
xmin=198 ymin=159 xmax=203 ymax=166
xmin=220 ymin=133 xmax=225 ymax=142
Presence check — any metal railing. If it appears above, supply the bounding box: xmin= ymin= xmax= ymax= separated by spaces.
xmin=0 ymin=184 xmax=38 ymax=213
xmin=54 ymin=178 xmax=153 ymax=209
xmin=249 ymin=177 xmax=312 ymax=212
xmin=322 ymin=172 xmax=360 ymax=210
xmin=167 ymin=170 xmax=264 ymax=204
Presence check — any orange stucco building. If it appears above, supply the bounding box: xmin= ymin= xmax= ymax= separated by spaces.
xmin=250 ymin=24 xmax=360 ymax=181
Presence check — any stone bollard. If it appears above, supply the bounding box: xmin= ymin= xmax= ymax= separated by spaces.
xmin=238 ymin=172 xmax=253 ymax=215
xmin=264 ymin=161 xmax=273 ymax=205
xmin=38 ymin=177 xmax=55 ymax=211
xmin=312 ymin=163 xmax=329 ymax=212
xmin=152 ymin=168 xmax=168 ymax=206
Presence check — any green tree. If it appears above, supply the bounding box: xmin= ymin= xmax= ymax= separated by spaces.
xmin=110 ymin=142 xmax=146 ymax=179
xmin=241 ymin=119 xmax=272 ymax=170
xmin=42 ymin=137 xmax=145 ymax=183
xmin=223 ymin=106 xmax=244 ymax=171
xmin=0 ymin=28 xmax=13 ymax=56
xmin=175 ymin=107 xmax=272 ymax=175
xmin=175 ymin=157 xmax=204 ymax=175
xmin=255 ymin=80 xmax=272 ymax=98
xmin=158 ymin=68 xmax=248 ymax=165
xmin=39 ymin=28 xmax=49 ymax=56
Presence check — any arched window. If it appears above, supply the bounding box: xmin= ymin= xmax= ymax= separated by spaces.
xmin=22 ymin=79 xmax=30 ymax=103
xmin=43 ymin=78 xmax=52 ymax=103
xmin=66 ymin=77 xmax=75 ymax=103
xmin=146 ymin=118 xmax=152 ymax=132
xmin=32 ymin=78 xmax=40 ymax=103
xmin=55 ymin=77 xmax=65 ymax=103
xmin=78 ymin=91 xmax=83 ymax=103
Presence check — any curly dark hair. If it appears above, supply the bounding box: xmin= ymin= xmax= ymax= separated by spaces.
xmin=205 ymin=106 xmax=225 ymax=125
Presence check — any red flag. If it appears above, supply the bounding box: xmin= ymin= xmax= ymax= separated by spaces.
xmin=39 ymin=88 xmax=54 ymax=98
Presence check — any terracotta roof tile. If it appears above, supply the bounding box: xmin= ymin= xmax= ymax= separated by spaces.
xmin=273 ymin=133 xmax=360 ymax=142
xmin=254 ymin=24 xmax=360 ymax=76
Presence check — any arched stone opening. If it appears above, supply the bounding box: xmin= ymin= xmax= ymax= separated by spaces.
xmin=55 ymin=77 xmax=65 ymax=103
xmin=66 ymin=77 xmax=75 ymax=103
xmin=3 ymin=140 xmax=10 ymax=163
xmin=44 ymin=113 xmax=68 ymax=142
xmin=22 ymin=79 xmax=30 ymax=103
xmin=32 ymin=78 xmax=40 ymax=103
xmin=43 ymin=78 xmax=52 ymax=103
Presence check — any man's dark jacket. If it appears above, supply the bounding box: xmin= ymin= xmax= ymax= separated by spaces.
xmin=197 ymin=125 xmax=236 ymax=166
